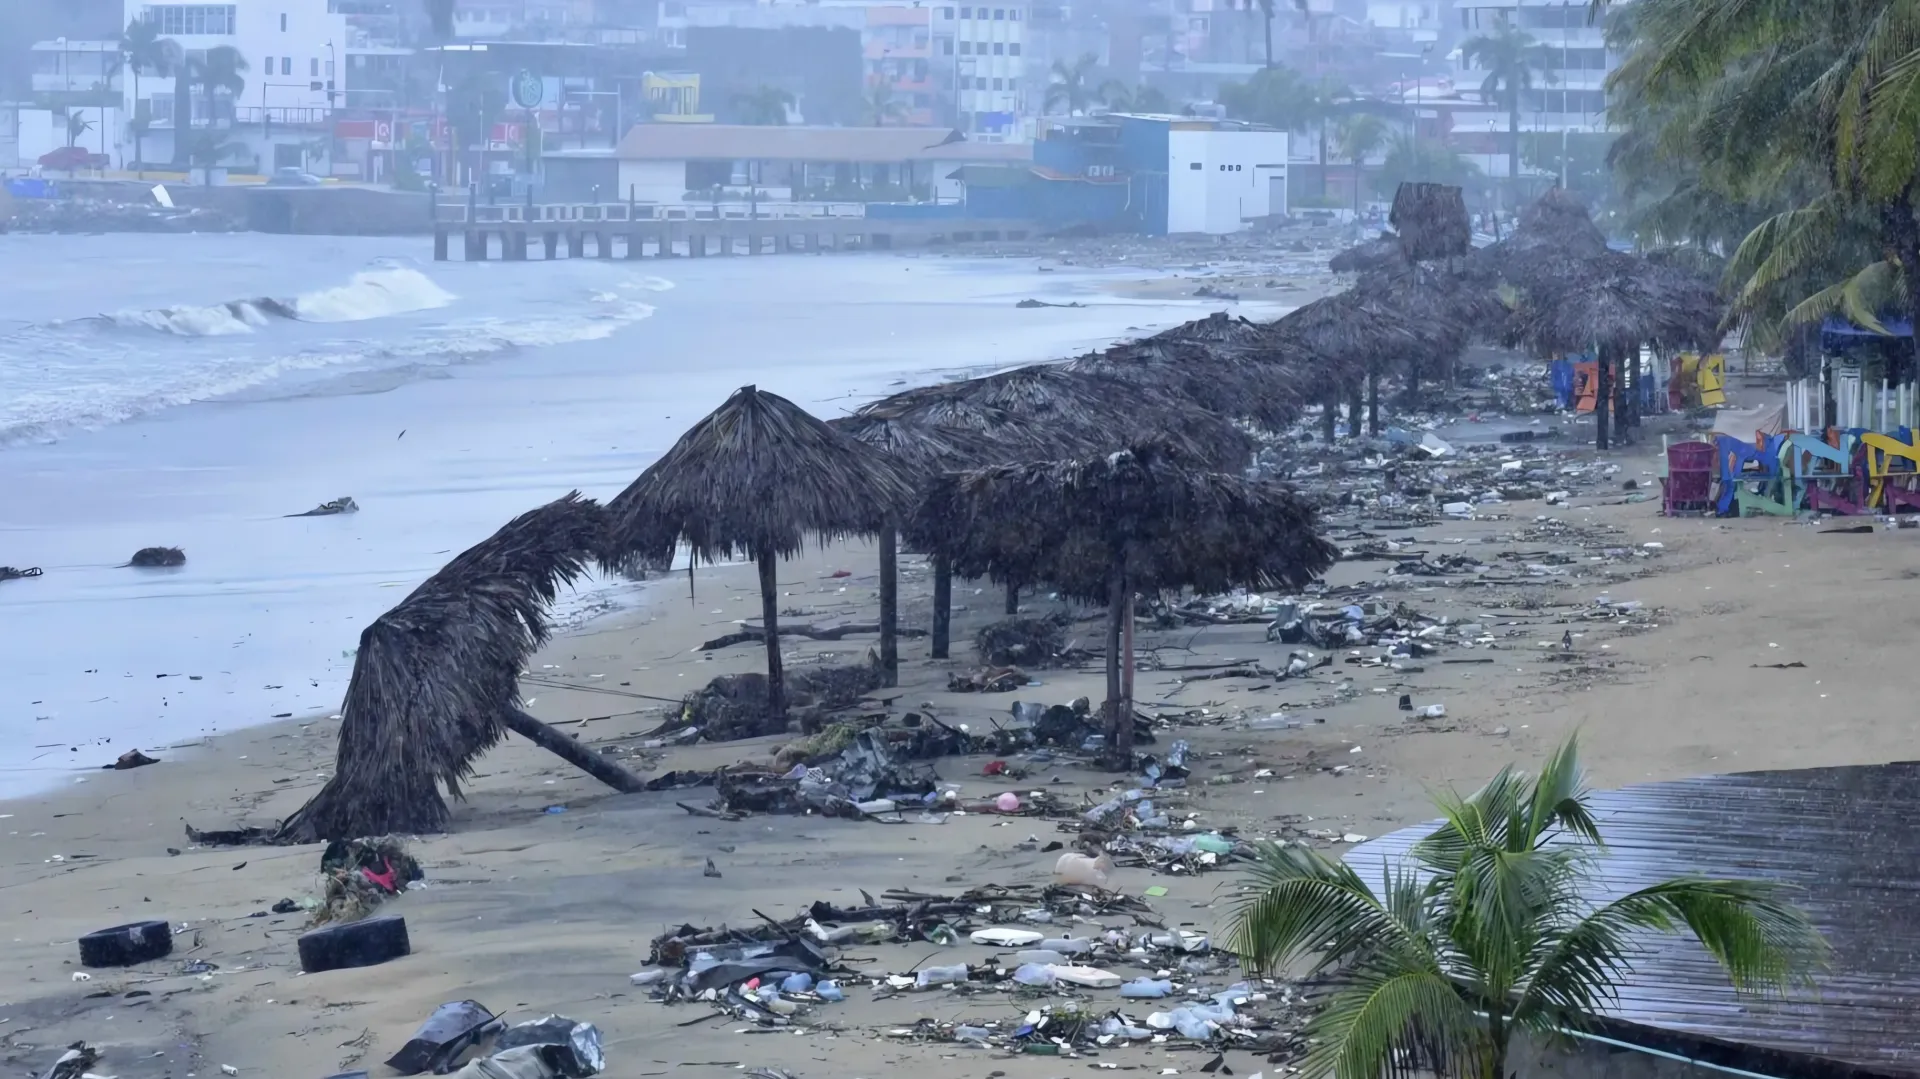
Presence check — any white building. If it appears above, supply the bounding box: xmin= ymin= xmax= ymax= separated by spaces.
xmin=123 ymin=0 xmax=347 ymax=169
xmin=1365 ymin=0 xmax=1443 ymax=42
xmin=936 ymin=2 xmax=1026 ymax=139
xmin=1162 ymin=122 xmax=1286 ymax=234
xmin=1455 ymin=0 xmax=1616 ymax=174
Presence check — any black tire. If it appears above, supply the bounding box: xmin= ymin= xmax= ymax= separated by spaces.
xmin=297 ymin=915 xmax=410 ymax=974
xmin=78 ymin=920 xmax=173 ymax=968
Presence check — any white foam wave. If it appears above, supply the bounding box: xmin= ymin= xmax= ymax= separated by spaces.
xmin=111 ymin=300 xmax=272 ymax=337
xmin=293 ymin=268 xmax=456 ymax=323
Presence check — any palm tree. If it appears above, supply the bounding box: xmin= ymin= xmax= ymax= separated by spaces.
xmin=192 ymin=45 xmax=248 ymax=140
xmin=183 ymin=129 xmax=247 ymax=186
xmin=1375 ymin=131 xmax=1481 ymax=195
xmin=862 ymin=81 xmax=905 ymax=126
xmin=732 ymin=85 xmax=793 ymax=126
xmin=1045 ymin=53 xmax=1100 ymax=116
xmin=1218 ymin=65 xmax=1316 ymax=130
xmin=1227 ymin=736 xmax=1827 ymax=1079
xmin=1461 ymin=14 xmax=1556 ymax=209
xmin=1099 ymin=82 xmax=1173 ymax=114
xmin=66 ymin=111 xmax=95 ymax=148
xmin=1336 ymin=114 xmax=1390 ymax=216
xmin=1234 ymin=0 xmax=1276 ymax=68
xmin=121 ymin=18 xmax=181 ymax=177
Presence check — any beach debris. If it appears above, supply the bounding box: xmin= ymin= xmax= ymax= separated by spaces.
xmin=703 ymin=857 xmax=722 ymax=878
xmin=313 ymin=836 xmax=421 ymax=924
xmin=947 ymin=665 xmax=1030 ymax=693
xmin=974 ymin=613 xmax=1076 ymax=667
xmin=0 ymin=565 xmax=42 ymax=582
xmin=453 ymin=1017 xmax=603 ymax=1079
xmin=1054 ymin=852 xmax=1114 ymax=889
xmin=1015 ymin=298 xmax=1086 ymax=308
xmin=78 ymin=919 xmax=173 ymax=968
xmin=288 ymin=496 xmax=360 ymax=517
xmin=387 ymin=1000 xmax=504 ymax=1075
xmin=124 ymin=546 xmax=185 ymax=567
xmin=298 ymin=913 xmax=411 ymax=973
xmin=39 ymin=1044 xmax=101 ymax=1079
xmin=105 ymin=749 xmax=160 ymax=770
xmin=713 ymin=728 xmax=943 ymax=817
xmin=682 ymin=663 xmax=883 ymax=741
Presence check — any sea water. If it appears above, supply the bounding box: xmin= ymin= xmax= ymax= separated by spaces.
xmin=0 ymin=232 xmax=1249 ymax=796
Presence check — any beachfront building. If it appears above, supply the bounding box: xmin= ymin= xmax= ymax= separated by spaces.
xmin=541 ymin=123 xmax=1029 ymax=205
xmin=1452 ymin=0 xmax=1619 ymax=183
xmin=939 ymin=2 xmax=1027 ymax=140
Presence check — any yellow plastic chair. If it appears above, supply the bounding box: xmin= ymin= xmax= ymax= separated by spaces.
xmin=1863 ymin=431 xmax=1920 ymax=509
xmin=1698 ymin=353 xmax=1728 ymax=408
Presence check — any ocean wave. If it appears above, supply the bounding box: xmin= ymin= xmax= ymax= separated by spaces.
xmin=95 ymin=267 xmax=453 ymax=338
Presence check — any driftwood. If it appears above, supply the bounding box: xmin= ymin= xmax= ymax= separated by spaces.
xmin=502 ymin=707 xmax=645 ymax=793
xmin=699 ymin=622 xmax=928 ymax=652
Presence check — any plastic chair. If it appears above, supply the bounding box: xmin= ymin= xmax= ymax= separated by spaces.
xmin=1788 ymin=431 xmax=1865 ymax=514
xmin=1716 ymin=434 xmax=1790 ymax=516
xmin=1663 ymin=441 xmax=1715 ymax=515
xmin=1863 ymin=431 xmax=1920 ymax=510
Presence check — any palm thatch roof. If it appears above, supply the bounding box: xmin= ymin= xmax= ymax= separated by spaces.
xmin=1471 ymin=187 xmax=1612 ymax=287
xmin=1061 ymin=338 xmax=1309 ymax=431
xmin=605 ymin=385 xmax=919 ymax=567
xmin=1330 ymin=234 xmax=1407 ymax=275
xmin=1354 ymin=261 xmax=1511 ymax=352
xmin=862 ymin=364 xmax=1255 ymax=470
xmin=278 ymin=492 xmax=606 ymax=842
xmin=1507 ymin=251 xmax=1726 ymax=355
xmin=1389 ymin=182 xmax=1471 ymax=262
xmin=827 ymin=412 xmax=1004 ymax=479
xmin=1269 ymin=289 xmax=1428 ymax=376
xmin=914 ymin=440 xmax=1338 ymax=604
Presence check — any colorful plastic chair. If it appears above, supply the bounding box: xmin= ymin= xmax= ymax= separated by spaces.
xmin=1663 ymin=441 xmax=1716 ymax=515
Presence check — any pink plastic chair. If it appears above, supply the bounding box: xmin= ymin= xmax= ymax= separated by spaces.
xmin=1663 ymin=441 xmax=1715 ymax=516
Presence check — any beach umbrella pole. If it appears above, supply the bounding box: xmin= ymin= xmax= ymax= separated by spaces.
xmin=1005 ymin=582 xmax=1019 ymax=615
xmin=1595 ymin=345 xmax=1613 ymax=450
xmin=930 ymin=556 xmax=952 ymax=659
xmin=1367 ymin=368 xmax=1381 ymax=435
xmin=878 ymin=525 xmax=899 ymax=687
xmin=756 ymin=544 xmax=789 ymax=724
xmin=504 ymin=707 xmax=647 ymax=792
xmin=1347 ymin=384 xmax=1363 ymax=437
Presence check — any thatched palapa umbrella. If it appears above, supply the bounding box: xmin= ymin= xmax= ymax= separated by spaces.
xmin=279 ymin=492 xmax=645 ymax=843
xmin=829 ymin=413 xmax=1000 ymax=686
xmin=917 ymin=441 xmax=1338 ymax=762
xmin=605 ymin=386 xmax=917 ymax=723
xmin=1388 ymin=182 xmax=1472 ymax=263
xmin=1270 ymin=290 xmax=1426 ymax=441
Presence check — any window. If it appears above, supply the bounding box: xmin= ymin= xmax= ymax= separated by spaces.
xmin=993 ymin=7 xmax=1004 ymax=16
xmin=280 ymin=12 xmax=287 ymax=30
xmin=992 ymin=41 xmax=1003 ymax=53
xmin=282 ymin=56 xmax=292 ymax=74
xmin=1008 ymin=7 xmax=1019 ymax=17
xmin=1008 ymin=42 xmax=1020 ymax=54
xmin=960 ymin=7 xmax=971 ymax=17
xmin=310 ymin=57 xmax=319 ymax=76
xmin=941 ymin=5 xmax=953 ymax=15
xmin=143 ymin=5 xmax=238 ymax=35
xmin=991 ymin=77 xmax=1003 ymax=89
xmin=1189 ymin=161 xmax=1202 ymax=170
xmin=959 ymin=40 xmax=971 ymax=53
xmin=326 ymin=60 xmax=334 ymax=77
xmin=263 ymin=55 xmax=273 ymax=72
xmin=942 ymin=37 xmax=953 ymax=54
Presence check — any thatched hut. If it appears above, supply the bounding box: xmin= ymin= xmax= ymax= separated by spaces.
xmin=1389 ymin=182 xmax=1472 ymax=262
xmin=916 ymin=441 xmax=1338 ymax=761
xmin=1350 ymin=260 xmax=1511 ymax=425
xmin=1330 ymin=233 xmax=1407 ymax=275
xmin=1269 ymin=290 xmax=1427 ymax=440
xmin=279 ymin=492 xmax=644 ymax=843
xmin=828 ymin=413 xmax=1001 ymax=685
xmin=605 ymin=386 xmax=917 ymax=723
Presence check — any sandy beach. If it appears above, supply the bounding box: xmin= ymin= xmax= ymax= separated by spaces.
xmin=3 ymin=367 xmax=1909 ymax=1079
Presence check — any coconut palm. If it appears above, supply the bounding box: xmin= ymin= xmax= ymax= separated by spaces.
xmin=862 ymin=81 xmax=905 ymax=126
xmin=193 ymin=44 xmax=248 ymax=134
xmin=121 ymin=18 xmax=181 ymax=177
xmin=1235 ymin=0 xmax=1277 ymax=67
xmin=66 ymin=112 xmax=94 ymax=148
xmin=733 ymin=85 xmax=794 ymax=126
xmin=1045 ymin=53 xmax=1100 ymax=115
xmin=1461 ymin=14 xmax=1556 ymax=208
xmin=1098 ymin=81 xmax=1172 ymax=113
xmin=1337 ymin=114 xmax=1390 ymax=215
xmin=1227 ymin=736 xmax=1827 ymax=1079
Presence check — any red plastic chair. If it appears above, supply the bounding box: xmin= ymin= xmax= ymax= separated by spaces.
xmin=1663 ymin=440 xmax=1716 ymax=515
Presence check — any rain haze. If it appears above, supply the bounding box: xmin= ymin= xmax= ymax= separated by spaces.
xmin=0 ymin=0 xmax=1910 ymax=1077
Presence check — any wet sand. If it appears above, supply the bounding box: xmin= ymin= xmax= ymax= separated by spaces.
xmin=4 ymin=386 xmax=1914 ymax=1078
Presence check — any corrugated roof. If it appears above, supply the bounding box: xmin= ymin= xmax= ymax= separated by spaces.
xmin=1347 ymin=763 xmax=1920 ymax=1079
xmin=615 ymin=124 xmax=1032 ymax=163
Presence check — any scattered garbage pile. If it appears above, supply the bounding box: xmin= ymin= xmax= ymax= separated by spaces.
xmin=630 ymin=881 xmax=1314 ymax=1063
xmin=947 ymin=665 xmax=1032 ymax=692
xmin=680 ymin=663 xmax=883 ymax=740
xmin=7 ymin=196 xmax=242 ymax=234
xmin=386 ymin=1001 xmax=603 ymax=1078
xmin=974 ymin=613 xmax=1087 ymax=668
xmin=313 ymin=835 xmax=422 ymax=924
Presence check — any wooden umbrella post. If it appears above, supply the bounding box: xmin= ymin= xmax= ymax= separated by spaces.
xmin=757 ymin=545 xmax=787 ymax=722
xmin=878 ymin=524 xmax=898 ymax=687
xmin=931 ymin=555 xmax=952 ymax=659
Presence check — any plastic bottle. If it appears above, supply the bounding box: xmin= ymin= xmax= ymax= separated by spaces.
xmin=1039 ymin=937 xmax=1094 ymax=954
xmin=1174 ymin=1011 xmax=1217 ymax=1040
xmin=915 ymin=964 xmax=970 ymax=988
xmin=954 ymin=1025 xmax=992 ymax=1044
xmin=1120 ymin=977 xmax=1173 ymax=999
xmin=1099 ymin=1016 xmax=1153 ymax=1039
xmin=780 ymin=972 xmax=814 ymax=993
xmin=1052 ymin=853 xmax=1113 ymax=889
xmin=629 ymin=967 xmax=668 ymax=986
xmin=1192 ymin=833 xmax=1234 ymax=856
xmin=1011 ymin=962 xmax=1057 ymax=987
xmin=815 ymin=980 xmax=845 ymax=1002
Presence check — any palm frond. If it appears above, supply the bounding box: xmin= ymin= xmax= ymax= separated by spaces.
xmin=1306 ymin=970 xmax=1484 ymax=1079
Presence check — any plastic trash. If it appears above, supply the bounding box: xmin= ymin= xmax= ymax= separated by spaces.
xmin=954 ymin=1025 xmax=993 ymax=1043
xmin=970 ymin=927 xmax=1045 ymax=947
xmin=780 ymin=972 xmax=814 ymax=993
xmin=1175 ymin=1012 xmax=1218 ymax=1040
xmin=488 ymin=1016 xmax=605 ymax=1078
xmin=1099 ymin=1016 xmax=1155 ymax=1039
xmin=1443 ymin=501 xmax=1474 ymax=517
xmin=1048 ymin=965 xmax=1122 ymax=988
xmin=1039 ymin=937 xmax=1094 ymax=954
xmin=1011 ymin=962 xmax=1057 ymax=986
xmin=995 ymin=791 xmax=1021 ymax=812
xmin=855 ymin=798 xmax=899 ymax=815
xmin=1015 ymin=949 xmax=1068 ymax=966
xmin=915 ymin=964 xmax=970 ymax=988
xmin=1417 ymin=703 xmax=1447 ymax=719
xmin=815 ymin=980 xmax=844 ymax=1002
xmin=1120 ymin=978 xmax=1173 ymax=999
xmin=387 ymin=1000 xmax=504 ymax=1075
xmin=1191 ymin=833 xmax=1233 ymax=856
xmin=1053 ymin=852 xmax=1113 ymax=889
xmin=628 ymin=968 xmax=668 ymax=987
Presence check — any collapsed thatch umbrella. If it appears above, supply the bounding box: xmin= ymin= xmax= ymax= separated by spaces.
xmin=1062 ymin=337 xmax=1307 ymax=432
xmin=829 ymin=413 xmax=1001 ymax=686
xmin=1330 ymin=233 xmax=1407 ymax=275
xmin=279 ymin=492 xmax=643 ymax=843
xmin=916 ymin=441 xmax=1338 ymax=762
xmin=605 ymin=386 xmax=917 ymax=724
xmin=1389 ymin=182 xmax=1472 ymax=263
xmin=1350 ymin=261 xmax=1510 ymax=427
xmin=1270 ymin=290 xmax=1427 ymax=441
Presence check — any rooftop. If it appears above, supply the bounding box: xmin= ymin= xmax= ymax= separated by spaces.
xmin=614 ymin=124 xmax=1032 ymax=163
